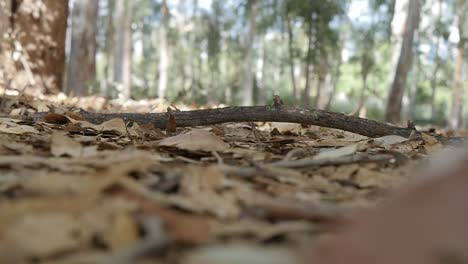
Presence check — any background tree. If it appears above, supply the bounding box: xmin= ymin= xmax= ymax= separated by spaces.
xmin=113 ymin=0 xmax=133 ymax=100
xmin=241 ymin=0 xmax=257 ymax=106
xmin=66 ymin=0 xmax=99 ymax=96
xmin=385 ymin=0 xmax=421 ymax=123
xmin=449 ymin=0 xmax=466 ymax=129
xmin=158 ymin=0 xmax=169 ymax=100
xmin=0 ymin=0 xmax=68 ymax=94
xmin=2 ymin=0 xmax=465 ymax=129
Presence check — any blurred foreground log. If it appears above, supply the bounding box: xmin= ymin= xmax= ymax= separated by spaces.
xmin=308 ymin=147 xmax=468 ymax=264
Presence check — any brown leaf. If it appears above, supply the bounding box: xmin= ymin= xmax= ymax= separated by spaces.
xmin=50 ymin=132 xmax=82 ymax=158
xmin=103 ymin=212 xmax=139 ymax=251
xmin=0 ymin=118 xmax=39 ymax=134
xmin=102 ymin=118 xmax=127 ymax=135
xmin=158 ymin=129 xmax=229 ymax=152
xmin=1 ymin=213 xmax=86 ymax=259
xmin=41 ymin=112 xmax=70 ymax=124
xmin=170 ymin=166 xmax=240 ymax=219
xmin=64 ymin=111 xmax=84 ymax=121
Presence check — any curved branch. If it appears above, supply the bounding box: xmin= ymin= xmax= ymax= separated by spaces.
xmin=33 ymin=106 xmax=416 ymax=138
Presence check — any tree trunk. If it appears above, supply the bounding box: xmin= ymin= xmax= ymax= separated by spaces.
xmin=158 ymin=0 xmax=169 ymax=100
xmin=350 ymin=74 xmax=368 ymax=117
xmin=315 ymin=52 xmax=329 ymax=109
xmin=0 ymin=0 xmax=11 ymax=46
xmin=189 ymin=0 xmax=198 ymax=100
xmin=407 ymin=15 xmax=422 ymax=122
xmin=385 ymin=0 xmax=421 ymax=123
xmin=1 ymin=0 xmax=68 ymax=94
xmin=408 ymin=53 xmax=419 ymax=121
xmin=242 ymin=0 xmax=257 ymax=106
xmin=177 ymin=0 xmax=187 ymax=91
xmin=0 ymin=0 xmax=12 ymax=86
xmin=66 ymin=0 xmax=99 ymax=97
xmin=429 ymin=0 xmax=442 ymax=122
xmin=302 ymin=20 xmax=314 ymax=108
xmin=286 ymin=15 xmax=298 ymax=102
xmin=325 ymin=54 xmax=342 ymax=110
xmin=114 ymin=0 xmax=132 ymax=100
xmin=429 ymin=42 xmax=440 ymax=122
xmin=449 ymin=0 xmax=465 ymax=129
xmin=103 ymin=0 xmax=115 ymax=96
xmin=255 ymin=36 xmax=266 ymax=104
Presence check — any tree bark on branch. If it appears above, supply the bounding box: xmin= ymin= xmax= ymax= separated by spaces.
xmin=34 ymin=105 xmax=419 ymax=138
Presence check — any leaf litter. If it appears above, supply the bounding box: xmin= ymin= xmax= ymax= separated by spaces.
xmin=0 ymin=94 xmax=465 ymax=263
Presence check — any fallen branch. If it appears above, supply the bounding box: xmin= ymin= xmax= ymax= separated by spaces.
xmin=32 ymin=105 xmax=416 ymax=138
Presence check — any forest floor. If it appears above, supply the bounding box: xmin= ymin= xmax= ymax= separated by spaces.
xmin=0 ymin=93 xmax=466 ymax=264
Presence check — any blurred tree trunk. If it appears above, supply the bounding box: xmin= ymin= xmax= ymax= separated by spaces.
xmin=0 ymin=0 xmax=12 ymax=85
xmin=1 ymin=0 xmax=68 ymax=94
xmin=350 ymin=72 xmax=368 ymax=117
xmin=429 ymin=0 xmax=442 ymax=122
xmin=114 ymin=0 xmax=132 ymax=100
xmin=189 ymin=0 xmax=198 ymax=100
xmin=0 ymin=1 xmax=11 ymax=47
xmin=408 ymin=50 xmax=420 ymax=121
xmin=407 ymin=16 xmax=421 ymax=121
xmin=103 ymin=0 xmax=115 ymax=96
xmin=255 ymin=36 xmax=266 ymax=104
xmin=385 ymin=0 xmax=421 ymax=123
xmin=429 ymin=41 xmax=440 ymax=122
xmin=285 ymin=15 xmax=298 ymax=102
xmin=242 ymin=0 xmax=256 ymax=106
xmin=449 ymin=0 xmax=465 ymax=129
xmin=177 ymin=0 xmax=187 ymax=92
xmin=208 ymin=0 xmax=221 ymax=104
xmin=66 ymin=0 xmax=99 ymax=97
xmin=325 ymin=53 xmax=342 ymax=110
xmin=315 ymin=52 xmax=329 ymax=109
xmin=302 ymin=19 xmax=314 ymax=108
xmin=350 ymin=54 xmax=370 ymax=117
xmin=158 ymin=0 xmax=169 ymax=100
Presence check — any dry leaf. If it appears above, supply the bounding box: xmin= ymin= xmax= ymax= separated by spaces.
xmin=313 ymin=144 xmax=360 ymax=160
xmin=102 ymin=118 xmax=127 ymax=135
xmin=421 ymin=133 xmax=443 ymax=153
xmin=69 ymin=118 xmax=103 ymax=131
xmin=372 ymin=135 xmax=408 ymax=147
xmin=270 ymin=122 xmax=303 ymax=133
xmin=0 ymin=118 xmax=39 ymax=134
xmin=159 ymin=129 xmax=229 ymax=152
xmin=104 ymin=212 xmax=139 ymax=251
xmin=51 ymin=132 xmax=83 ymax=158
xmin=3 ymin=213 xmax=85 ymax=258
xmin=42 ymin=113 xmax=70 ymax=124
xmin=171 ymin=166 xmax=240 ymax=219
